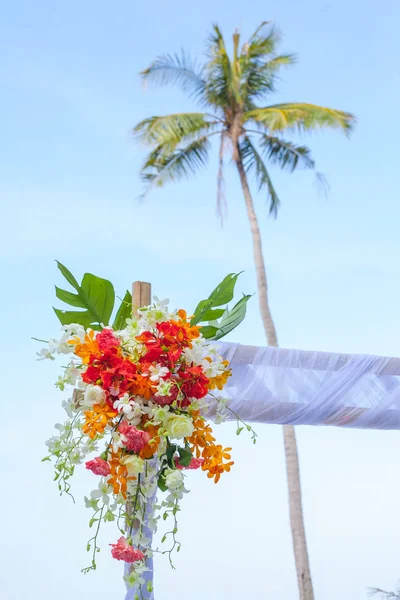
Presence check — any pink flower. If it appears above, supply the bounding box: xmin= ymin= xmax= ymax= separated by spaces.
xmin=85 ymin=457 xmax=111 ymax=476
xmin=97 ymin=329 xmax=120 ymax=352
xmin=118 ymin=421 xmax=151 ymax=453
xmin=110 ymin=536 xmax=145 ymax=563
xmin=175 ymin=457 xmax=204 ymax=470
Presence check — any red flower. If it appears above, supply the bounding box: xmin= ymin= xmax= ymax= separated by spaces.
xmin=118 ymin=422 xmax=151 ymax=453
xmin=97 ymin=329 xmax=121 ymax=352
xmin=82 ymin=365 xmax=102 ymax=384
xmin=175 ymin=457 xmax=204 ymax=470
xmin=110 ymin=536 xmax=144 ymax=563
xmin=180 ymin=365 xmax=209 ymax=399
xmin=85 ymin=457 xmax=111 ymax=476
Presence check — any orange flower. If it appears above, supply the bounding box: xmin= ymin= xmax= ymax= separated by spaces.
xmin=188 ymin=417 xmax=233 ymax=483
xmin=187 ymin=417 xmax=216 ymax=456
xmin=68 ymin=330 xmax=100 ymax=364
xmin=127 ymin=374 xmax=154 ymax=400
xmin=208 ymin=360 xmax=232 ymax=390
xmin=82 ymin=403 xmax=118 ymax=439
xmin=108 ymin=450 xmax=133 ymax=497
xmin=139 ymin=423 xmax=161 ymax=459
xmin=171 ymin=309 xmax=201 ymax=343
xmin=201 ymin=445 xmax=234 ymax=483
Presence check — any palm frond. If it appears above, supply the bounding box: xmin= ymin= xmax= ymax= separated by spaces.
xmin=241 ymin=54 xmax=296 ymax=105
xmin=134 ymin=113 xmax=220 ymax=149
xmin=259 ymin=135 xmax=315 ymax=171
xmin=139 ymin=136 xmax=211 ymax=192
xmin=205 ymin=23 xmax=238 ymax=108
xmin=239 ymin=23 xmax=296 ymax=104
xmin=246 ymin=102 xmax=356 ymax=135
xmin=240 ymin=136 xmax=280 ymax=216
xmin=140 ymin=51 xmax=206 ymax=101
xmin=244 ymin=24 xmax=281 ymax=58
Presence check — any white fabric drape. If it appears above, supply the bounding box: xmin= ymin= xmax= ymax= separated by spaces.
xmin=210 ymin=342 xmax=400 ymax=430
xmin=123 ymin=342 xmax=400 ymax=599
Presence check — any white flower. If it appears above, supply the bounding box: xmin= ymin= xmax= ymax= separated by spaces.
xmin=82 ymin=384 xmax=105 ymax=409
xmin=214 ymin=396 xmax=231 ymax=424
xmin=113 ymin=393 xmax=143 ymax=424
xmin=124 ymin=561 xmax=148 ymax=589
xmin=90 ymin=480 xmax=112 ymax=505
xmin=166 ymin=414 xmax=194 ymax=439
xmin=182 ymin=337 xmax=209 ymax=365
xmin=62 ymin=397 xmax=76 ymax=418
xmin=36 ymin=346 xmax=56 ymax=361
xmin=120 ymin=455 xmax=145 ymax=476
xmin=148 ymin=405 xmax=170 ymax=425
xmin=165 ymin=468 xmax=184 ymax=491
xmin=148 ymin=364 xmax=169 ymax=383
xmin=154 ymin=380 xmax=174 ymax=397
xmin=111 ymin=431 xmax=123 ymax=453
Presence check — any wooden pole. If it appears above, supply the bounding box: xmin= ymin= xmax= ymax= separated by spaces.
xmin=132 ymin=281 xmax=152 ymax=312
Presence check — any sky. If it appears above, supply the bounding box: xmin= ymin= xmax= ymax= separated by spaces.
xmin=1 ymin=0 xmax=400 ymax=598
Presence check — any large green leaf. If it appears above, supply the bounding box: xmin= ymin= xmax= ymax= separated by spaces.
xmin=112 ymin=291 xmax=132 ymax=330
xmin=198 ymin=325 xmax=220 ymax=339
xmin=207 ymin=272 xmax=243 ymax=306
xmin=53 ymin=261 xmax=115 ymax=329
xmin=210 ymin=294 xmax=252 ymax=340
xmin=191 ymin=272 xmax=243 ymax=325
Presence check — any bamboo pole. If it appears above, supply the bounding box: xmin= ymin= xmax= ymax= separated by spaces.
xmin=133 ymin=281 xmax=152 ymax=312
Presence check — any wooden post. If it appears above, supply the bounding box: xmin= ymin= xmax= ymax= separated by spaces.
xmin=126 ymin=281 xmax=152 ymax=526
xmin=132 ymin=281 xmax=152 ymax=312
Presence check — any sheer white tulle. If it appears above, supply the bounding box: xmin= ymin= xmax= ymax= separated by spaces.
xmin=211 ymin=342 xmax=400 ymax=429
xmin=124 ymin=342 xmax=400 ymax=598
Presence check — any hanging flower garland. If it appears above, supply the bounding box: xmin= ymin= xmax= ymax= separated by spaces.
xmin=39 ymin=267 xmax=257 ymax=596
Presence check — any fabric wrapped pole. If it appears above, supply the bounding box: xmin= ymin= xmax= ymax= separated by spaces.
xmin=211 ymin=342 xmax=400 ymax=430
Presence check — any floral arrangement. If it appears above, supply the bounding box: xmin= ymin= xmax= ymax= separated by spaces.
xmin=39 ymin=263 xmax=253 ymax=598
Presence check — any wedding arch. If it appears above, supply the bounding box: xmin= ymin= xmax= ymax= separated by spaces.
xmin=40 ymin=266 xmax=400 ymax=600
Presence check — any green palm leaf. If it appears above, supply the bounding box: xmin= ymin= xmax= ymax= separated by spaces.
xmin=140 ymin=51 xmax=206 ymax=102
xmin=134 ymin=113 xmax=220 ymax=148
xmin=240 ymin=136 xmax=280 ymax=215
xmin=140 ymin=136 xmax=211 ymax=191
xmin=259 ymin=135 xmax=315 ymax=171
xmin=246 ymin=102 xmax=355 ymax=134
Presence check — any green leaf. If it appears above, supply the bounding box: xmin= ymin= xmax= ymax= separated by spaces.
xmin=198 ymin=325 xmax=220 ymax=339
xmin=55 ymin=286 xmax=87 ymax=308
xmin=53 ymin=308 xmax=99 ymax=329
xmin=191 ymin=272 xmax=243 ymax=325
xmin=53 ymin=262 xmax=115 ymax=328
xmin=81 ymin=273 xmax=115 ymax=325
xmin=55 ymin=261 xmax=80 ymax=292
xmin=166 ymin=443 xmax=177 ymax=467
xmin=158 ymin=473 xmax=167 ymax=492
xmin=199 ymin=307 xmax=225 ymax=321
xmin=112 ymin=291 xmax=132 ymax=330
xmin=177 ymin=447 xmax=193 ymax=467
xmin=211 ymin=294 xmax=252 ymax=340
xmin=207 ymin=272 xmax=243 ymax=306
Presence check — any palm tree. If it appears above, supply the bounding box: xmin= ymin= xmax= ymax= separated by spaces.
xmin=134 ymin=22 xmax=355 ymax=599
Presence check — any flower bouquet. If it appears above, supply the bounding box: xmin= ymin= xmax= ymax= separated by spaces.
xmin=39 ymin=263 xmax=253 ymax=598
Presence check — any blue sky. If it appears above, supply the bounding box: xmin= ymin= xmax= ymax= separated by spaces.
xmin=1 ymin=1 xmax=400 ymax=599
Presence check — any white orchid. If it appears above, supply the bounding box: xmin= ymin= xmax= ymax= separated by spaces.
xmin=90 ymin=480 xmax=113 ymax=505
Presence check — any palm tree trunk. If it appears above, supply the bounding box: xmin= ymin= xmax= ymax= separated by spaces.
xmin=235 ymin=148 xmax=315 ymax=600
